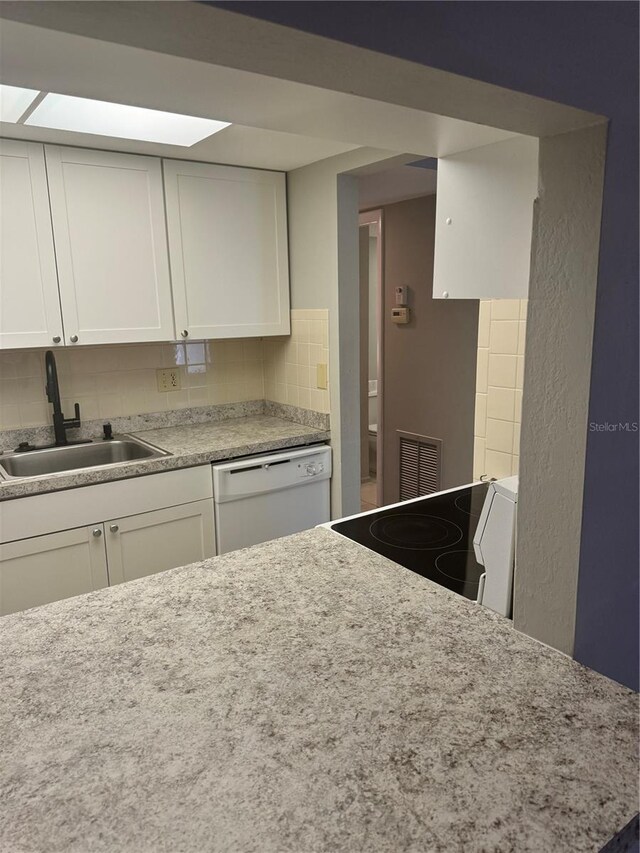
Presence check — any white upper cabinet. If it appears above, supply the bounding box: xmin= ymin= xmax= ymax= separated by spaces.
xmin=0 ymin=140 xmax=64 ymax=349
xmin=164 ymin=159 xmax=290 ymax=339
xmin=433 ymin=136 xmax=539 ymax=300
xmin=45 ymin=146 xmax=175 ymax=345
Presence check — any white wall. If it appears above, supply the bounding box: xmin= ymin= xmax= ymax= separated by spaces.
xmin=515 ymin=123 xmax=607 ymax=655
xmin=287 ymin=148 xmax=403 ymax=516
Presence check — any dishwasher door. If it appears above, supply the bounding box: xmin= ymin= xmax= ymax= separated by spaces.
xmin=212 ymin=445 xmax=331 ymax=554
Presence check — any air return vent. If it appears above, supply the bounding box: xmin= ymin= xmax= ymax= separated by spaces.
xmin=398 ymin=431 xmax=442 ymax=500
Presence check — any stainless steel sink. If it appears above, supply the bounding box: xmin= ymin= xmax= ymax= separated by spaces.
xmin=0 ymin=436 xmax=170 ymax=479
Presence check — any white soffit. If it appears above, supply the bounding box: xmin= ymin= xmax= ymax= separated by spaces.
xmin=0 ymin=119 xmax=362 ymax=171
xmin=0 ymin=19 xmax=521 ymax=161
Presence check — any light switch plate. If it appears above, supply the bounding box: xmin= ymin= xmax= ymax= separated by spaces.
xmin=316 ymin=363 xmax=328 ymax=390
xmin=156 ymin=368 xmax=182 ymax=392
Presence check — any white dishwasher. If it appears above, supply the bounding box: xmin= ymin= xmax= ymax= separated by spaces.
xmin=212 ymin=445 xmax=331 ymax=554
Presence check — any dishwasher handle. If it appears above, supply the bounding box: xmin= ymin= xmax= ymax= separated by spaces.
xmin=229 ymin=458 xmax=291 ymax=474
xmin=213 ymin=446 xmax=331 ymax=503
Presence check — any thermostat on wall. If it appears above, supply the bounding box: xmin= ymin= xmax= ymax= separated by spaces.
xmin=391 ymin=307 xmax=410 ymax=324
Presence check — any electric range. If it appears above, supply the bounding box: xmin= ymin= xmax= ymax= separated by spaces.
xmin=329 ymin=482 xmax=490 ymax=601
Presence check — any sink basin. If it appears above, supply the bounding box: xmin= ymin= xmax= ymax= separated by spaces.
xmin=0 ymin=436 xmax=170 ymax=479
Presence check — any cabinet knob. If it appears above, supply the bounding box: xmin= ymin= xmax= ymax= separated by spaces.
xmin=109 ymin=524 xmax=119 ymax=533
xmin=70 ymin=335 xmax=79 ymax=343
xmin=52 ymin=335 xmax=61 ymax=344
xmin=92 ymin=527 xmax=102 ymax=537
xmin=180 ymin=329 xmax=189 ymax=338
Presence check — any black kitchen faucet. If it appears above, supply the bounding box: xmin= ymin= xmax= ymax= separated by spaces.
xmin=45 ymin=350 xmax=87 ymax=447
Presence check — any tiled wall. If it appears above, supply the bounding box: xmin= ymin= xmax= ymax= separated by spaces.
xmin=473 ymin=299 xmax=527 ymax=480
xmin=0 ymin=309 xmax=331 ymax=431
xmin=0 ymin=339 xmax=265 ymax=430
xmin=263 ymin=309 xmax=330 ymax=413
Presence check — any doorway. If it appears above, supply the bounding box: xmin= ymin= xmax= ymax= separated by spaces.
xmin=357 ymin=165 xmax=479 ymax=512
xmin=359 ymin=210 xmax=383 ymax=511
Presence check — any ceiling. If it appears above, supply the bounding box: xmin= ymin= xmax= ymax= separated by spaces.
xmin=359 ymin=164 xmax=438 ymax=210
xmin=0 ymin=15 xmax=521 ymax=172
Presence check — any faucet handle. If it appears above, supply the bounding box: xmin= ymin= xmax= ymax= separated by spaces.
xmin=64 ymin=402 xmax=82 ymax=429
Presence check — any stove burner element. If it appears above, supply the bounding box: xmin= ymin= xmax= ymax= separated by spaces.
xmin=435 ymin=550 xmax=484 ymax=586
xmin=454 ymin=490 xmax=484 ymax=518
xmin=369 ymin=514 xmax=463 ymax=550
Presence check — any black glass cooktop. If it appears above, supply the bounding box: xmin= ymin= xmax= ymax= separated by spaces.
xmin=331 ymin=483 xmax=489 ymax=601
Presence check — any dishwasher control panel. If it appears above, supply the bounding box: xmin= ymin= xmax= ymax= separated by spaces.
xmin=300 ymin=461 xmax=325 ymax=477
xmin=213 ymin=445 xmax=331 ymax=503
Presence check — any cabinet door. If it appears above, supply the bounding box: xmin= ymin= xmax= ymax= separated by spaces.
xmin=105 ymin=500 xmax=215 ymax=585
xmin=432 ymin=136 xmax=539 ymax=299
xmin=0 ymin=525 xmax=108 ymax=616
xmin=45 ymin=146 xmax=175 ymax=345
xmin=164 ymin=159 xmax=290 ymax=338
xmin=0 ymin=140 xmax=64 ymax=349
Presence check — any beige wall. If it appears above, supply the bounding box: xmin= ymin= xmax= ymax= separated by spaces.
xmin=263 ymin=309 xmax=330 ymax=414
xmin=381 ymin=194 xmax=478 ymax=504
xmin=473 ymin=299 xmax=527 ymax=479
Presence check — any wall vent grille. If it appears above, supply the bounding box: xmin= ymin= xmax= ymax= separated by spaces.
xmin=398 ymin=431 xmax=442 ymax=500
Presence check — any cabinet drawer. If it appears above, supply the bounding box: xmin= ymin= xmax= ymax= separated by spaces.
xmin=0 ymin=466 xmax=213 ymax=543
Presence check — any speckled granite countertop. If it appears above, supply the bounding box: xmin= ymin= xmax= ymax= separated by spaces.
xmin=0 ymin=415 xmax=328 ymax=500
xmin=1 ymin=528 xmax=637 ymax=853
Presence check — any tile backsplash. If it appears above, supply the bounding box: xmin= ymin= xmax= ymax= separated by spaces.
xmin=473 ymin=299 xmax=526 ymax=480
xmin=263 ymin=309 xmax=330 ymax=414
xmin=0 ymin=310 xmax=330 ymax=430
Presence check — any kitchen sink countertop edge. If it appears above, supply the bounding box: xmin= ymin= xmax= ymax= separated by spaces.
xmin=0 ymin=414 xmax=329 ymax=500
xmin=0 ymin=526 xmax=637 ymax=852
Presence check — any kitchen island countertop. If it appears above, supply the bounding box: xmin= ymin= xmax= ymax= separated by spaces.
xmin=1 ymin=527 xmax=637 ymax=852
xmin=0 ymin=414 xmax=328 ymax=500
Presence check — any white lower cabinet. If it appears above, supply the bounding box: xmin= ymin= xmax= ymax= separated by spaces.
xmin=0 ymin=525 xmax=109 ymax=616
xmin=105 ymin=500 xmax=215 ymax=585
xmin=0 ymin=466 xmax=215 ymax=615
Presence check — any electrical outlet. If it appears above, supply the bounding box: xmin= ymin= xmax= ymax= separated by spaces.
xmin=156 ymin=368 xmax=182 ymax=392
xmin=316 ymin=363 xmax=328 ymax=390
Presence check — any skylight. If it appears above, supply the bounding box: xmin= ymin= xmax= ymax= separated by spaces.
xmin=0 ymin=84 xmax=40 ymax=123
xmin=0 ymin=88 xmax=231 ymax=146
xmin=25 ymin=94 xmax=231 ymax=146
